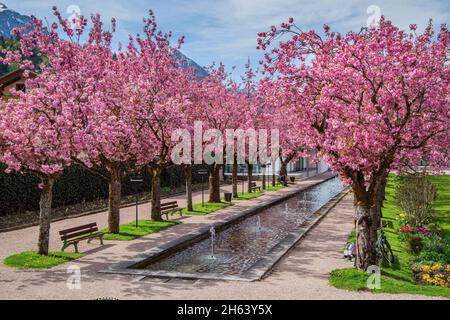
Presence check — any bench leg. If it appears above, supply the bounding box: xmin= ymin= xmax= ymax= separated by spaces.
xmin=61 ymin=242 xmax=68 ymax=252
xmin=164 ymin=213 xmax=169 ymax=220
xmin=88 ymin=236 xmax=104 ymax=245
xmin=73 ymin=242 xmax=79 ymax=254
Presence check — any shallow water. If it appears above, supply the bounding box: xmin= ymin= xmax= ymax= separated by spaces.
xmin=143 ymin=177 xmax=343 ymax=275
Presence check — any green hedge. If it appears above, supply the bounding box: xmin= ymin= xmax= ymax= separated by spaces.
xmin=0 ymin=163 xmax=208 ymax=216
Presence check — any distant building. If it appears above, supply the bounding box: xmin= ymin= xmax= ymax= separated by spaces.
xmin=0 ymin=69 xmax=34 ymax=100
xmin=224 ymin=151 xmax=329 ymax=180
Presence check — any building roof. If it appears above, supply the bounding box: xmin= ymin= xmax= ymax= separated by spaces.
xmin=0 ymin=69 xmax=36 ymax=92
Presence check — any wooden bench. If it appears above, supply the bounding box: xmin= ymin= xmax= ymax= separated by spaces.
xmin=161 ymin=201 xmax=183 ymax=220
xmin=59 ymin=223 xmax=105 ymax=253
xmin=251 ymin=182 xmax=262 ymax=192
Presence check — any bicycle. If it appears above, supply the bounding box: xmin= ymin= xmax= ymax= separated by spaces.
xmin=376 ymin=224 xmax=395 ymax=264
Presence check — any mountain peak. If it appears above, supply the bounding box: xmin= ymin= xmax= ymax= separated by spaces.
xmin=0 ymin=4 xmax=33 ymax=37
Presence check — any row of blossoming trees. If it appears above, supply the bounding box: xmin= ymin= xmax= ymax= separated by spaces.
xmin=0 ymin=9 xmax=271 ymax=256
xmin=257 ymin=18 xmax=449 ymax=269
xmin=0 ymin=7 xmax=448 ymax=270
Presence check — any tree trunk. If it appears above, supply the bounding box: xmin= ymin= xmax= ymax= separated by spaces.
xmin=306 ymin=157 xmax=310 ymax=177
xmin=208 ymin=164 xmax=221 ymax=202
xmin=247 ymin=163 xmax=253 ymax=193
xmin=38 ymin=176 xmax=55 ymax=256
xmin=279 ymin=161 xmax=288 ymax=178
xmin=150 ymin=166 xmax=162 ymax=221
xmin=262 ymin=167 xmax=266 ymax=189
xmin=184 ymin=164 xmax=193 ymax=211
xmin=108 ymin=166 xmax=122 ymax=234
xmin=354 ymin=199 xmax=378 ymax=270
xmin=371 ymin=174 xmax=388 ymax=229
xmin=280 ymin=153 xmax=295 ymax=178
xmin=232 ymin=153 xmax=238 ymax=198
xmin=272 ymin=163 xmax=276 ymax=187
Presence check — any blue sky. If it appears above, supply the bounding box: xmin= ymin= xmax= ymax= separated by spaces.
xmin=6 ymin=0 xmax=449 ymax=80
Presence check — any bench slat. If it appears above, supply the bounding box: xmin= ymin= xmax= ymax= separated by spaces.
xmin=61 ymin=227 xmax=98 ymax=241
xmin=59 ymin=223 xmax=97 ymax=235
xmin=161 ymin=201 xmax=177 ymax=206
xmin=65 ymin=232 xmax=105 ymax=244
xmin=161 ymin=204 xmax=178 ymax=209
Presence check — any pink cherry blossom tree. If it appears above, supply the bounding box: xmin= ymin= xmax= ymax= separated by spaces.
xmin=239 ymin=60 xmax=267 ymax=193
xmin=0 ymin=74 xmax=73 ymax=255
xmin=194 ymin=64 xmax=242 ymax=202
xmin=259 ymin=77 xmax=309 ymax=181
xmin=3 ymin=9 xmax=154 ymax=234
xmin=124 ymin=11 xmax=195 ymax=220
xmin=259 ymin=18 xmax=449 ymax=269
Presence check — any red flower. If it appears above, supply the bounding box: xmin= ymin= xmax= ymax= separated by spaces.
xmin=400 ymin=226 xmax=413 ymax=232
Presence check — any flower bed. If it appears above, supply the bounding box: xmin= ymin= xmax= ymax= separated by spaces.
xmin=395 ymin=175 xmax=450 ymax=289
xmin=414 ymin=264 xmax=450 ymax=288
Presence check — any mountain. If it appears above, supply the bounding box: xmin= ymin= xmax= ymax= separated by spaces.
xmin=173 ymin=50 xmax=209 ymax=79
xmin=0 ymin=3 xmax=207 ymax=77
xmin=0 ymin=3 xmax=33 ymax=38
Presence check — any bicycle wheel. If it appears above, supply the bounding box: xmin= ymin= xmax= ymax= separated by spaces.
xmin=380 ymin=240 xmax=395 ymax=263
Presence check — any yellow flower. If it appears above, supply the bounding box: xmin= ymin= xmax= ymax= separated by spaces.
xmin=432 ymin=264 xmax=442 ymax=271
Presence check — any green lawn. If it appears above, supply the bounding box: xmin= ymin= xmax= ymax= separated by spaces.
xmin=329 ymin=174 xmax=450 ymax=298
xmin=232 ymin=185 xmax=287 ymax=199
xmin=427 ymin=175 xmax=450 ymax=239
xmin=4 ymin=251 xmax=82 ymax=269
xmin=265 ymin=185 xmax=286 ymax=191
xmin=101 ymin=219 xmax=180 ymax=241
xmin=181 ymin=201 xmax=233 ymax=215
xmin=234 ymin=191 xmax=264 ymax=200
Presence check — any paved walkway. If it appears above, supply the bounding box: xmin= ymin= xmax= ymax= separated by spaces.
xmin=0 ymin=172 xmax=440 ymax=300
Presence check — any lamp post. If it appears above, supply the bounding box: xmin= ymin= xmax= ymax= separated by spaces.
xmin=197 ymin=170 xmax=208 ymax=207
xmin=130 ymin=175 xmax=144 ymax=228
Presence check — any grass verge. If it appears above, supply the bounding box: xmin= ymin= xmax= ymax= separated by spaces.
xmin=427 ymin=175 xmax=450 ymax=239
xmin=330 ymin=268 xmax=450 ymax=297
xmin=234 ymin=192 xmax=264 ymax=200
xmin=329 ymin=175 xmax=450 ymax=298
xmin=101 ymin=219 xmax=180 ymax=241
xmin=265 ymin=185 xmax=286 ymax=191
xmin=4 ymin=251 xmax=82 ymax=269
xmin=181 ymin=201 xmax=233 ymax=215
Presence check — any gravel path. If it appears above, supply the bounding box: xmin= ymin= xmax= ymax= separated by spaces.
xmin=0 ymin=173 xmax=442 ymax=300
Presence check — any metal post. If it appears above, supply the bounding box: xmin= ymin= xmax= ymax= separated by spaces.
xmin=135 ymin=192 xmax=138 ymax=228
xmin=197 ymin=170 xmax=208 ymax=207
xmin=130 ymin=176 xmax=144 ymax=228
xmin=202 ymin=175 xmax=204 ymax=207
